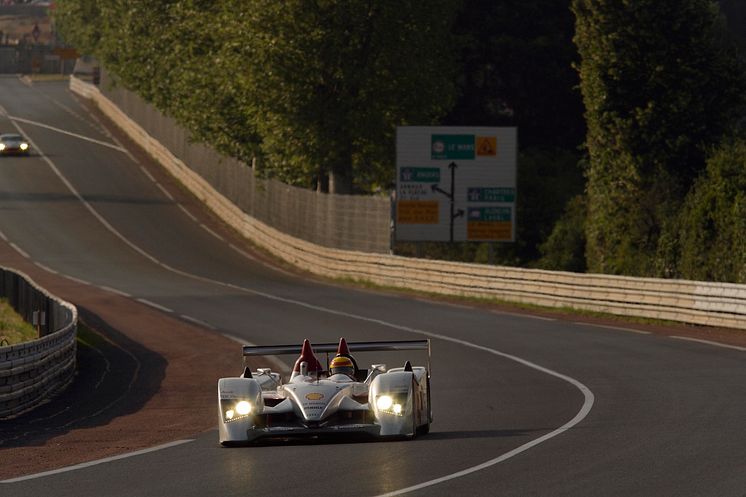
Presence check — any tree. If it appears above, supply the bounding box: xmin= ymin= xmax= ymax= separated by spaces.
xmin=55 ymin=0 xmax=460 ymax=194
xmin=572 ymin=0 xmax=746 ymax=276
xmin=232 ymin=0 xmax=460 ymax=193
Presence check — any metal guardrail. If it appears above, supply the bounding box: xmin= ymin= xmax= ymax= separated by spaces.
xmin=0 ymin=267 xmax=77 ymax=419
xmin=70 ymin=76 xmax=746 ymax=331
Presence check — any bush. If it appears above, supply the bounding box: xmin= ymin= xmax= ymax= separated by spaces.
xmin=537 ymin=194 xmax=587 ymax=272
xmin=672 ymin=137 xmax=746 ymax=282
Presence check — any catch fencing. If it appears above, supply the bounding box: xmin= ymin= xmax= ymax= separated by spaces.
xmin=0 ymin=268 xmax=77 ymax=419
xmin=70 ymin=75 xmax=746 ymax=331
xmin=96 ymin=70 xmax=391 ymax=254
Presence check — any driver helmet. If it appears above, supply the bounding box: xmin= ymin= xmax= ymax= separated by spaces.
xmin=329 ymin=356 xmax=355 ymax=378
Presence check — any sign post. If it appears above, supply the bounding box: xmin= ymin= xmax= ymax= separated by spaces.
xmin=395 ymin=126 xmax=517 ymax=244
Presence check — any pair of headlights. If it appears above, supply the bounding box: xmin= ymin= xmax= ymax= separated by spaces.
xmin=0 ymin=143 xmax=29 ymax=151
xmin=376 ymin=395 xmax=404 ymax=416
xmin=224 ymin=400 xmax=252 ymax=422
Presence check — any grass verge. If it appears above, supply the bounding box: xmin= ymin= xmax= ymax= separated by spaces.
xmin=0 ymin=298 xmax=38 ymax=346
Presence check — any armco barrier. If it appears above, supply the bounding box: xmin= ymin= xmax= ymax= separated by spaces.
xmin=70 ymin=76 xmax=746 ymax=331
xmin=0 ymin=268 xmax=77 ymax=419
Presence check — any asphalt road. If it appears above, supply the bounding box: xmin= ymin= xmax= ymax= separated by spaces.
xmin=0 ymin=77 xmax=745 ymax=496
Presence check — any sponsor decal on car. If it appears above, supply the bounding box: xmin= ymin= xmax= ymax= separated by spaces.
xmin=305 ymin=392 xmax=324 ymax=401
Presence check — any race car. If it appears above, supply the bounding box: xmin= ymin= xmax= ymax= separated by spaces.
xmin=217 ymin=337 xmax=431 ymax=445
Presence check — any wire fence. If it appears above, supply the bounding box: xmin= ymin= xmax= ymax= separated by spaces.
xmin=99 ymin=69 xmax=392 ymax=254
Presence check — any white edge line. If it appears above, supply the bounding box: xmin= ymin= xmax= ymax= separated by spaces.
xmin=99 ymin=286 xmax=131 ymax=298
xmin=178 ymin=204 xmax=198 ymax=221
xmin=34 ymin=262 xmax=58 ymax=275
xmin=372 ymin=331 xmax=595 ymax=497
xmin=574 ymin=322 xmax=651 ymax=335
xmin=9 ymin=242 xmax=29 ymax=259
xmin=0 ymin=229 xmax=7 ymax=242
xmin=199 ymin=223 xmax=224 ymax=241
xmin=669 ymin=336 xmax=746 ymax=352
xmin=180 ymin=314 xmax=216 ymax=330
xmin=1 ymin=439 xmax=194 ymax=483
xmin=155 ymin=182 xmax=175 ymax=201
xmin=136 ymin=298 xmax=173 ymax=314
xmin=140 ymin=166 xmax=156 ymax=183
xmin=491 ymin=310 xmax=556 ymax=321
xmin=61 ymin=274 xmax=91 ymax=286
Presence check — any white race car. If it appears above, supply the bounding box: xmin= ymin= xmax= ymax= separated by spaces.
xmin=218 ymin=337 xmax=431 ymax=445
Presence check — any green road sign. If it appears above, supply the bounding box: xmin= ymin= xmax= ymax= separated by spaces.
xmin=400 ymin=167 xmax=441 ymax=183
xmin=467 ymin=187 xmax=515 ymax=202
xmin=467 ymin=207 xmax=512 ymax=222
xmin=431 ymin=134 xmax=475 ymax=160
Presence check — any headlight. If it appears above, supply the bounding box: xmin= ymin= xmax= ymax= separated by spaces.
xmin=222 ymin=400 xmax=252 ymax=422
xmin=0 ymin=144 xmax=5 ymax=151
xmin=20 ymin=143 xmax=28 ymax=150
xmin=376 ymin=395 xmax=405 ymax=416
xmin=235 ymin=401 xmax=252 ymax=415
xmin=376 ymin=395 xmax=393 ymax=410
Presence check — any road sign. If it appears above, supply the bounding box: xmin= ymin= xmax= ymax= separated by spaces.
xmin=395 ymin=126 xmax=517 ymax=242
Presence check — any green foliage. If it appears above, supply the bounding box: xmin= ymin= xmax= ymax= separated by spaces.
xmin=573 ymin=0 xmax=746 ymax=276
xmin=54 ymin=0 xmax=459 ymax=194
xmin=537 ymin=194 xmax=587 ymax=272
xmin=667 ymin=137 xmax=746 ymax=282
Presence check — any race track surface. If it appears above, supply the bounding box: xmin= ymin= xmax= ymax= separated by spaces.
xmin=0 ymin=77 xmax=745 ymax=497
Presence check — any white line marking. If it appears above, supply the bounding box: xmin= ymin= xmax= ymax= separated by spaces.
xmin=180 ymin=314 xmax=216 ymax=330
xmin=199 ymin=223 xmax=224 ymax=241
xmin=9 ymin=242 xmax=29 ymax=258
xmin=670 ymin=336 xmax=746 ymax=352
xmin=16 ymin=112 xmax=595 ymax=494
xmin=139 ymin=166 xmax=156 ymax=183
xmin=136 ymin=298 xmax=173 ymax=313
xmin=60 ymin=274 xmax=90 ymax=286
xmin=0 ymin=229 xmax=7 ymax=242
xmin=178 ymin=204 xmax=198 ymax=221
xmin=0 ymin=439 xmax=194 ymax=483
xmin=414 ymin=298 xmax=473 ymax=310
xmin=99 ymin=286 xmax=131 ymax=298
xmin=491 ymin=310 xmax=556 ymax=321
xmin=7 ymin=115 xmax=126 ymax=152
xmin=155 ymin=182 xmax=175 ymax=201
xmin=34 ymin=262 xmax=58 ymax=274
xmin=574 ymin=322 xmax=651 ymax=335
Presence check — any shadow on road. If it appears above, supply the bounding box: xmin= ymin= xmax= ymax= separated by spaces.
xmin=0 ymin=307 xmax=166 ymax=448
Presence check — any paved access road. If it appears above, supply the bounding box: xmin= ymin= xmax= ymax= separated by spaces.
xmin=0 ymin=77 xmax=744 ymax=497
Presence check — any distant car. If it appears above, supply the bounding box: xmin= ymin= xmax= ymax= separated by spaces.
xmin=0 ymin=134 xmax=30 ymax=156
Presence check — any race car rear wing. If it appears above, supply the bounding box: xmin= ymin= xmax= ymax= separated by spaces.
xmin=242 ymin=339 xmax=431 ymax=374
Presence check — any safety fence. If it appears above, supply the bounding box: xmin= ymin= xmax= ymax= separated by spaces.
xmin=70 ymin=76 xmax=746 ymax=331
xmin=91 ymin=70 xmax=392 ymax=254
xmin=0 ymin=268 xmax=77 ymax=419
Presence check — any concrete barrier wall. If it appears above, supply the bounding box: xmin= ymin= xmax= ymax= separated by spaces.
xmin=0 ymin=268 xmax=77 ymax=419
xmin=70 ymin=76 xmax=746 ymax=331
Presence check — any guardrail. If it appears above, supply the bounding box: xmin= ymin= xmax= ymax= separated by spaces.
xmin=0 ymin=267 xmax=77 ymax=419
xmin=70 ymin=76 xmax=746 ymax=331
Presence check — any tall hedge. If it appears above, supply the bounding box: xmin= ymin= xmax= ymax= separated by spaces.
xmin=672 ymin=137 xmax=746 ymax=282
xmin=572 ymin=0 xmax=746 ymax=276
